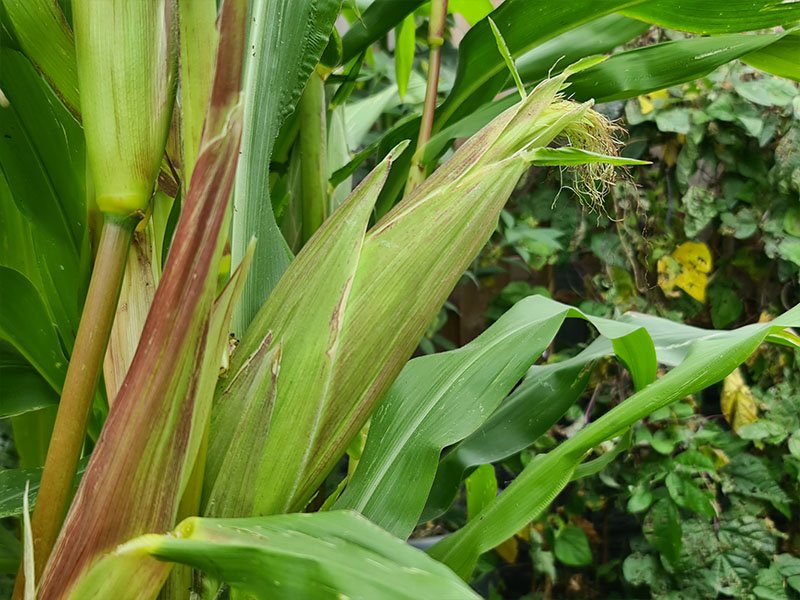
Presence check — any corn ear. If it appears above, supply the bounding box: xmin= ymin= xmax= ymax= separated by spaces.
xmin=205 ymin=140 xmax=410 ymax=516
xmin=72 ymin=0 xmax=178 ymax=216
xmin=210 ymin=72 xmax=630 ymax=517
xmin=204 ymin=335 xmax=281 ymax=517
xmin=37 ymin=1 xmax=247 ymax=596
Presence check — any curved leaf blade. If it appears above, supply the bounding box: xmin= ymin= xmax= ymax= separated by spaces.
xmin=620 ymin=0 xmax=800 ymax=34
xmin=568 ymin=33 xmax=785 ymax=103
xmin=73 ymin=511 xmax=479 ymax=600
xmin=337 ymin=295 xmax=656 ymax=538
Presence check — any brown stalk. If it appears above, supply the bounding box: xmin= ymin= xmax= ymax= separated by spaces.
xmin=405 ymin=0 xmax=448 ymax=194
xmin=15 ymin=214 xmax=138 ymax=596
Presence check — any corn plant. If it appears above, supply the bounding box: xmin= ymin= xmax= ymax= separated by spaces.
xmin=0 ymin=0 xmax=799 ymax=599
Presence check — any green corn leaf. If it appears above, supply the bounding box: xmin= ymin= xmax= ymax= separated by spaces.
xmin=341 ymin=0 xmax=425 ymax=63
xmin=526 ymin=147 xmax=650 ymax=166
xmin=429 ymin=304 xmax=800 ymax=579
xmin=435 ymin=0 xmax=642 ymax=128
xmin=743 ymin=32 xmax=800 ymax=82
xmin=0 ymin=268 xmax=67 ymax=393
xmin=298 ymin=70 xmax=329 ymax=244
xmin=10 ymin=407 xmax=57 ymax=469
xmin=231 ymin=0 xmax=340 ymax=332
xmin=0 ymin=525 xmax=20 ymax=575
xmin=568 ymin=32 xmax=788 ymax=103
xmin=515 ymin=15 xmax=649 ymax=84
xmin=0 ymin=49 xmax=88 ymax=345
xmin=449 ymin=0 xmax=494 ymax=26
xmin=620 ymin=0 xmax=800 ymax=34
xmin=0 ymin=364 xmax=58 ymax=419
xmin=71 ymin=511 xmax=479 ymax=600
xmin=72 ymin=0 xmax=178 ymax=217
xmin=0 ymin=0 xmax=80 ymax=115
xmin=422 ymin=314 xmax=710 ymax=521
xmin=0 ymin=460 xmax=88 ymax=519
xmin=465 ymin=465 xmax=497 ymax=523
xmin=39 ymin=1 xmax=248 ymax=595
xmin=488 ymin=18 xmax=525 ymax=100
xmin=395 ymin=14 xmax=415 ymax=100
xmin=335 ymin=295 xmax=656 ymax=538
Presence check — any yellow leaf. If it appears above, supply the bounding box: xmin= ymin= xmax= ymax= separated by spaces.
xmin=516 ymin=524 xmax=531 ymax=542
xmin=638 ymin=95 xmax=655 ymax=115
xmin=495 ymin=536 xmax=518 ymax=564
xmin=710 ymin=448 xmax=730 ymax=468
xmin=663 ymin=138 xmax=681 ymax=168
xmin=721 ymin=368 xmax=758 ymax=433
xmin=637 ymin=89 xmax=669 ymax=115
xmin=658 ymin=242 xmax=712 ymax=303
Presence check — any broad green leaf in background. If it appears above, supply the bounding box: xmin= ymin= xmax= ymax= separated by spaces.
xmin=232 ymin=0 xmax=341 ymax=332
xmin=72 ymin=511 xmax=479 ymax=600
xmin=0 ymin=159 xmax=40 ymax=289
xmin=0 ymin=365 xmax=58 ymax=419
xmin=465 ymin=465 xmax=497 ymax=523
xmin=429 ymin=304 xmax=800 ymax=579
xmin=449 ymin=0 xmax=493 ymax=26
xmin=341 ymin=0 xmax=424 ymax=63
xmin=422 ymin=311 xmax=711 ymax=522
xmin=0 ymin=268 xmax=67 ymax=393
xmin=425 ymin=314 xmax=763 ymax=521
xmin=515 ymin=15 xmax=649 ymax=84
xmin=0 ymin=525 xmax=20 ymax=575
xmin=0 ymin=0 xmax=80 ymax=115
xmin=0 ymin=49 xmax=88 ymax=347
xmin=395 ymin=14 xmax=415 ymax=100
xmin=336 ymin=295 xmax=656 ymax=538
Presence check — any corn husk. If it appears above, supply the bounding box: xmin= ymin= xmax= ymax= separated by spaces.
xmin=72 ymin=0 xmax=177 ymax=217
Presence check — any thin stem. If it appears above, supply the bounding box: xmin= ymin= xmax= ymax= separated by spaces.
xmin=405 ymin=0 xmax=448 ymax=195
xmin=14 ymin=215 xmax=136 ymax=596
xmin=299 ymin=69 xmax=328 ymax=244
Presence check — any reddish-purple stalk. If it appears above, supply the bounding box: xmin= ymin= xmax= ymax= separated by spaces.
xmin=14 ymin=214 xmax=138 ymax=598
